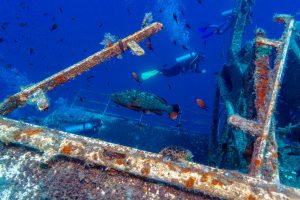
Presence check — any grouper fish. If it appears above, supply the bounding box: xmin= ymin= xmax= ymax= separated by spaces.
xmin=111 ymin=89 xmax=180 ymax=120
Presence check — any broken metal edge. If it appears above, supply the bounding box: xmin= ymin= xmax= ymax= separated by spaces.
xmin=0 ymin=117 xmax=299 ymax=200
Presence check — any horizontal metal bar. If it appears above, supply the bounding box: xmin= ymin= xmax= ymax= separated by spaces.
xmin=228 ymin=114 xmax=262 ymax=137
xmin=0 ymin=117 xmax=299 ymax=200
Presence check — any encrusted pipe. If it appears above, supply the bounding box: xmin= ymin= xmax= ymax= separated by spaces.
xmin=250 ymin=15 xmax=294 ymax=178
xmin=0 ymin=117 xmax=299 ymax=200
xmin=0 ymin=22 xmax=163 ymax=116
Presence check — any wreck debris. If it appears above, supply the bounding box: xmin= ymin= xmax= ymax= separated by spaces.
xmin=222 ymin=14 xmax=295 ymax=182
xmin=0 ymin=22 xmax=163 ymax=116
xmin=0 ymin=117 xmax=299 ymax=199
xmin=127 ymin=40 xmax=145 ymax=56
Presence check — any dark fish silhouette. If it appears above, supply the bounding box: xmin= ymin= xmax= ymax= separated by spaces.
xmin=173 ymin=40 xmax=177 ymax=46
xmin=29 ymin=48 xmax=34 ymax=55
xmin=111 ymin=89 xmax=180 ymax=120
xmin=173 ymin=13 xmax=178 ymax=24
xmin=99 ymin=23 xmax=103 ymax=28
xmin=146 ymin=38 xmax=154 ymax=50
xmin=0 ymin=38 xmax=3 ymax=43
xmin=19 ymin=22 xmax=27 ymax=27
xmin=59 ymin=7 xmax=63 ymax=14
xmin=197 ymin=0 xmax=202 ymax=4
xmin=185 ymin=23 xmax=191 ymax=29
xmin=50 ymin=23 xmax=58 ymax=32
xmin=182 ymin=45 xmax=188 ymax=50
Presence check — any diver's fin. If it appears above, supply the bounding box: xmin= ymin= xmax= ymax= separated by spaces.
xmin=141 ymin=69 xmax=160 ymax=81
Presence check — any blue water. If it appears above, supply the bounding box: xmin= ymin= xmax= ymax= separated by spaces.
xmin=0 ymin=0 xmax=300 ymax=161
xmin=0 ymin=0 xmax=298 ymax=119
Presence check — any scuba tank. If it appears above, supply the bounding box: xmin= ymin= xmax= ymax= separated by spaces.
xmin=175 ymin=52 xmax=197 ymax=63
xmin=141 ymin=52 xmax=198 ymax=81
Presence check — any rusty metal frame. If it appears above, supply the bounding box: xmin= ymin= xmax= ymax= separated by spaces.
xmin=0 ymin=18 xmax=300 ymax=199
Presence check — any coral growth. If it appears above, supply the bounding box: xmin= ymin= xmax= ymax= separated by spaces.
xmin=100 ymin=33 xmax=118 ymax=48
xmin=141 ymin=12 xmax=153 ymax=28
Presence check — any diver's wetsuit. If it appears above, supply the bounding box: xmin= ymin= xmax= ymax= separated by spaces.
xmin=159 ymin=54 xmax=203 ymax=77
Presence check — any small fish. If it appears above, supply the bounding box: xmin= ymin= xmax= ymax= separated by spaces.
xmin=50 ymin=23 xmax=58 ymax=32
xmin=71 ymin=17 xmax=76 ymax=21
xmin=173 ymin=40 xmax=177 ymax=46
xmin=4 ymin=63 xmax=12 ymax=68
xmin=196 ymin=98 xmax=208 ymax=111
xmin=173 ymin=13 xmax=178 ymax=24
xmin=127 ymin=8 xmax=131 ymax=14
xmin=0 ymin=38 xmax=3 ymax=43
xmin=197 ymin=0 xmax=202 ymax=4
xmin=79 ymin=97 xmax=84 ymax=102
xmin=19 ymin=22 xmax=27 ymax=27
xmin=182 ymin=45 xmax=188 ymax=50
xmin=159 ymin=8 xmax=163 ymax=13
xmin=59 ymin=38 xmax=64 ymax=42
xmin=86 ymin=75 xmax=95 ymax=81
xmin=132 ymin=72 xmax=140 ymax=83
xmin=146 ymin=38 xmax=154 ymax=51
xmin=185 ymin=23 xmax=191 ymax=29
xmin=59 ymin=7 xmax=63 ymax=14
xmin=29 ymin=48 xmax=34 ymax=55
xmin=99 ymin=23 xmax=103 ymax=28
xmin=176 ymin=123 xmax=182 ymax=128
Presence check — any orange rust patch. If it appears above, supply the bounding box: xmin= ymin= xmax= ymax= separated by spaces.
xmin=263 ymin=134 xmax=268 ymax=141
xmin=272 ymin=163 xmax=278 ymax=171
xmin=255 ymin=159 xmax=262 ymax=168
xmin=182 ymin=167 xmax=192 ymax=173
xmin=23 ymin=128 xmax=43 ymax=136
xmin=54 ymin=75 xmax=66 ymax=85
xmin=211 ymin=179 xmax=224 ymax=187
xmin=61 ymin=143 xmax=79 ymax=155
xmin=93 ymin=152 xmax=98 ymax=160
xmin=116 ymin=159 xmax=125 ymax=165
xmin=141 ymin=166 xmax=150 ymax=176
xmin=13 ymin=131 xmax=22 ymax=140
xmin=273 ymin=152 xmax=278 ymax=159
xmin=201 ymin=173 xmax=209 ymax=182
xmin=248 ymin=194 xmax=256 ymax=200
xmin=107 ymin=168 xmax=118 ymax=176
xmin=165 ymin=162 xmax=176 ymax=171
xmin=185 ymin=177 xmax=196 ymax=188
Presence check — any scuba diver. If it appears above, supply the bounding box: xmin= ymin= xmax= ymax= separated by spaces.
xmin=141 ymin=52 xmax=205 ymax=81
xmin=199 ymin=9 xmax=234 ymax=39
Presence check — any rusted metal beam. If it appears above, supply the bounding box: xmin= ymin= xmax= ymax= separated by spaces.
xmin=250 ymin=15 xmax=294 ymax=178
xmin=223 ymin=14 xmax=294 ymax=182
xmin=0 ymin=22 xmax=163 ymax=116
xmin=228 ymin=115 xmax=261 ymax=137
xmin=0 ymin=117 xmax=299 ymax=200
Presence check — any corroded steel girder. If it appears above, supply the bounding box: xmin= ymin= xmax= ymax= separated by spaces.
xmin=0 ymin=22 xmax=163 ymax=116
xmin=0 ymin=117 xmax=299 ymax=200
xmin=227 ymin=14 xmax=294 ymax=182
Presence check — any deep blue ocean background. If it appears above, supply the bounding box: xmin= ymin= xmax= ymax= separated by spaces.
xmin=0 ymin=0 xmax=299 ymax=141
